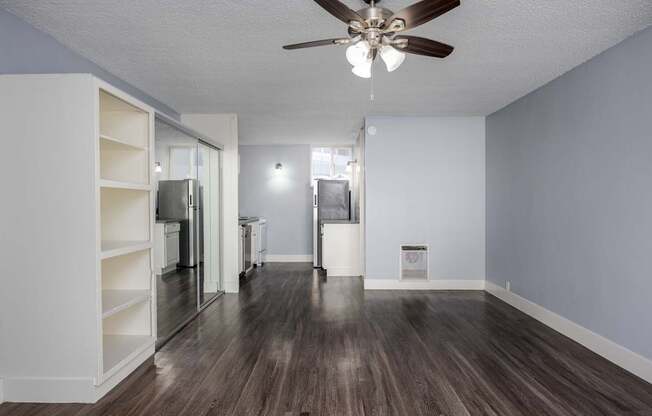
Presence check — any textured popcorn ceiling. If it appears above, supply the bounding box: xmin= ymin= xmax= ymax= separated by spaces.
xmin=2 ymin=0 xmax=652 ymax=144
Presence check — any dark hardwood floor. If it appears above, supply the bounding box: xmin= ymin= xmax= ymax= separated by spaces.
xmin=157 ymin=267 xmax=200 ymax=340
xmin=157 ymin=263 xmax=220 ymax=342
xmin=3 ymin=263 xmax=652 ymax=415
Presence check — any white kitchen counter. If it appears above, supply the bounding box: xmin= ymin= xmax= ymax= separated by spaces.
xmin=322 ymin=222 xmax=361 ymax=277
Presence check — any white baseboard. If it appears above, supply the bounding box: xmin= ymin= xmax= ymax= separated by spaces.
xmin=223 ymin=279 xmax=239 ymax=293
xmin=94 ymin=344 xmax=154 ymax=402
xmin=2 ymin=345 xmax=154 ymax=403
xmin=2 ymin=376 xmax=97 ymax=403
xmin=326 ymin=267 xmax=361 ymax=277
xmin=265 ymin=255 xmax=313 ymax=263
xmin=485 ymin=281 xmax=652 ymax=385
xmin=364 ymin=279 xmax=486 ymax=290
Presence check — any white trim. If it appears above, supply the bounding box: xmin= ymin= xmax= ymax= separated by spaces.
xmin=223 ymin=280 xmax=239 ymax=294
xmin=364 ymin=279 xmax=486 ymax=290
xmin=1 ymin=346 xmax=153 ymax=403
xmin=94 ymin=345 xmax=153 ymax=401
xmin=265 ymin=255 xmax=313 ymax=263
xmin=325 ymin=267 xmax=361 ymax=277
xmin=2 ymin=377 xmax=97 ymax=403
xmin=485 ymin=281 xmax=652 ymax=385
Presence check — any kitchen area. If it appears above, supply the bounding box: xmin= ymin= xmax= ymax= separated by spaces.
xmin=238 ymin=143 xmax=363 ymax=279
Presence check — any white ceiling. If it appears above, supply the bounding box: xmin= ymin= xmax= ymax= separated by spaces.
xmin=2 ymin=0 xmax=652 ymax=144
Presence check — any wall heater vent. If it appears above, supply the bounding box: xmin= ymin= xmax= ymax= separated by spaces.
xmin=400 ymin=245 xmax=429 ymax=280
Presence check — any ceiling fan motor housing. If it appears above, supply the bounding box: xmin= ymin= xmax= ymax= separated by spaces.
xmin=356 ymin=6 xmax=393 ymax=27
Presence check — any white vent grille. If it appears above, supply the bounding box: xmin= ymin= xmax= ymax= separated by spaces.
xmin=400 ymin=245 xmax=429 ymax=280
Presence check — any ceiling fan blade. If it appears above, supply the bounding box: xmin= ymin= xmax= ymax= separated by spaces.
xmin=387 ymin=0 xmax=460 ymax=31
xmin=394 ymin=35 xmax=454 ymax=58
xmin=313 ymin=0 xmax=364 ymax=24
xmin=283 ymin=38 xmax=350 ymax=50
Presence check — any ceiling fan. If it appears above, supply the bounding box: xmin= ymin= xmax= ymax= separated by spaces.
xmin=283 ymin=0 xmax=460 ymax=78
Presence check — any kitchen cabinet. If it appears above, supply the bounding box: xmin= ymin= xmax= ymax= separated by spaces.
xmin=154 ymin=221 xmax=180 ymax=274
xmin=166 ymin=230 xmax=180 ymax=266
xmin=322 ymin=222 xmax=361 ymax=277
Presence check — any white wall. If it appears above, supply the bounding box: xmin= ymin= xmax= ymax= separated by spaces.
xmin=364 ymin=116 xmax=486 ymax=288
xmin=181 ymin=114 xmax=240 ymax=293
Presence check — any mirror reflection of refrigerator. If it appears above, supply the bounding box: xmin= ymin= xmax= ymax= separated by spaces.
xmin=158 ymin=179 xmax=200 ymax=268
xmin=313 ymin=179 xmax=350 ymax=268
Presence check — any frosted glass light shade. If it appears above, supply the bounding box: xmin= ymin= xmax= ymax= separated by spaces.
xmin=346 ymin=41 xmax=371 ymax=67
xmin=352 ymin=62 xmax=372 ymax=78
xmin=380 ymin=45 xmax=406 ymax=72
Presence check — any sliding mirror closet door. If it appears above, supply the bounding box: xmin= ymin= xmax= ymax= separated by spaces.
xmin=197 ymin=143 xmax=222 ymax=307
xmin=154 ymin=118 xmax=223 ymax=344
xmin=154 ymin=119 xmax=201 ymax=342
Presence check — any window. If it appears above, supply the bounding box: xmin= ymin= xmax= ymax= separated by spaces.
xmin=312 ymin=146 xmax=353 ymax=181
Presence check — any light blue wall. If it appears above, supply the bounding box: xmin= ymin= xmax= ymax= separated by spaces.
xmin=0 ymin=8 xmax=179 ymax=118
xmin=365 ymin=117 xmax=486 ymax=280
xmin=487 ymin=26 xmax=652 ymax=360
xmin=239 ymin=145 xmax=313 ymax=256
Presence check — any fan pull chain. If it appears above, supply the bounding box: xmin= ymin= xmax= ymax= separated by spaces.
xmin=370 ymin=62 xmax=375 ymax=101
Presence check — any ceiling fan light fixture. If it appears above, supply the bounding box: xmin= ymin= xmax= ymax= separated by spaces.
xmin=346 ymin=40 xmax=371 ymax=67
xmin=380 ymin=45 xmax=406 ymax=72
xmin=352 ymin=61 xmax=372 ymax=78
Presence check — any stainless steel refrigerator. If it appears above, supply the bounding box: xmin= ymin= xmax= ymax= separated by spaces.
xmin=313 ymin=179 xmax=350 ymax=268
xmin=158 ymin=179 xmax=200 ymax=268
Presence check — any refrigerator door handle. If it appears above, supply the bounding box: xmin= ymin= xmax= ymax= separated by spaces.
xmin=189 ymin=194 xmax=193 ymax=207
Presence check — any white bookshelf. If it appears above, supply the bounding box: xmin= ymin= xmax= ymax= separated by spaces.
xmin=101 ymin=241 xmax=152 ymax=259
xmin=100 ymin=179 xmax=152 ymax=191
xmin=99 ymin=91 xmax=149 ymax=148
xmin=98 ymin=87 xmax=155 ymax=384
xmin=0 ymin=74 xmax=156 ymax=404
xmin=100 ymin=134 xmax=148 ymax=151
xmin=102 ymin=290 xmax=150 ymax=319
xmin=102 ymin=335 xmax=153 ymax=378
xmin=99 ymin=92 xmax=149 ymax=185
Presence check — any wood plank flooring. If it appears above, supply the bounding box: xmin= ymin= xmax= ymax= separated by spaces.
xmin=2 ymin=262 xmax=652 ymax=415
xmin=157 ymin=263 xmax=221 ymax=343
xmin=157 ymin=267 xmax=200 ymax=340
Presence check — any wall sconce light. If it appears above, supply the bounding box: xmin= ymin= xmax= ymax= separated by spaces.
xmin=154 ymin=162 xmax=162 ymax=173
xmin=275 ymin=163 xmax=283 ymax=171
